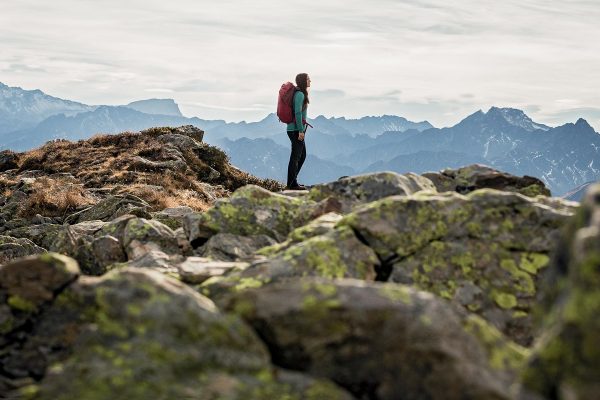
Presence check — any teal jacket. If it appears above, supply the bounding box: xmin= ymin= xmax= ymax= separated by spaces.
xmin=286 ymin=90 xmax=307 ymax=133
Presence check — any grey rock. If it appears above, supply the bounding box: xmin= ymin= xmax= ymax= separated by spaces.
xmin=309 ymin=171 xmax=436 ymax=213
xmin=178 ymin=256 xmax=249 ymax=284
xmin=197 ymin=233 xmax=277 ymax=262
xmin=223 ymin=278 xmax=523 ymax=400
xmin=151 ymin=206 xmax=194 ymax=230
xmin=64 ymin=194 xmax=150 ymax=224
xmin=4 ymin=224 xmax=62 ymax=249
xmin=422 ymin=164 xmax=551 ymax=197
xmin=91 ymin=235 xmax=126 ymax=270
xmin=340 ymin=188 xmax=574 ymax=345
xmin=122 ymin=218 xmax=180 ymax=259
xmin=0 ymin=236 xmax=46 ymax=265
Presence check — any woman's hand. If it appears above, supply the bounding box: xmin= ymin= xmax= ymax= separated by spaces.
xmin=299 ymin=132 xmax=305 ymax=141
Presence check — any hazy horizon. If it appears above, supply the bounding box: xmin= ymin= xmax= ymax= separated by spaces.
xmin=2 ymin=0 xmax=599 ymax=130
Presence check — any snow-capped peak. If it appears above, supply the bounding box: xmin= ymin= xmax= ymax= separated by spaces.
xmin=487 ymin=107 xmax=550 ymax=132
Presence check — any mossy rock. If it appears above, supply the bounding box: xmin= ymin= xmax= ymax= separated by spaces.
xmin=187 ymin=185 xmax=311 ymax=243
xmin=201 ymin=226 xmax=379 ymax=301
xmin=520 ymin=184 xmax=600 ymax=399
xmin=258 ymin=212 xmax=342 ymax=257
xmin=422 ymin=164 xmax=551 ymax=197
xmin=340 ymin=189 xmax=574 ymax=345
xmin=0 ymin=253 xmax=79 ymax=339
xmin=150 ymin=206 xmax=194 ymax=230
xmin=0 ymin=235 xmax=46 ymax=265
xmin=223 ymin=278 xmax=526 ymax=400
xmin=122 ymin=217 xmax=180 ymax=259
xmin=309 ymin=171 xmax=436 ymax=213
xmin=14 ymin=268 xmax=350 ymax=400
xmin=5 ymin=224 xmax=63 ymax=249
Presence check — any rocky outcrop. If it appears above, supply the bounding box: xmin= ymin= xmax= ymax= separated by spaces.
xmin=520 ymin=184 xmax=600 ymax=399
xmin=2 ymin=136 xmax=595 ymax=400
xmin=339 ymin=189 xmax=576 ymax=345
xmin=222 ymin=278 xmax=526 ymax=400
xmin=0 ymin=253 xmax=80 ymax=394
xmin=0 ymin=254 xmax=350 ymax=399
xmin=423 ymin=164 xmax=551 ymax=197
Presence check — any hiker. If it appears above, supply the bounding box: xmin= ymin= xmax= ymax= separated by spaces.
xmin=285 ymin=73 xmax=311 ymax=190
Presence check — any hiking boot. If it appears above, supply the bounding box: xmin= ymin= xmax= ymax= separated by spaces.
xmin=286 ymin=184 xmax=308 ymax=191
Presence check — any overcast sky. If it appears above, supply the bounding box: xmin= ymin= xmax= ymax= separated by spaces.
xmin=1 ymin=0 xmax=599 ymax=130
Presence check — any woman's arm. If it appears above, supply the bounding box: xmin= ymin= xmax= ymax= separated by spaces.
xmin=294 ymin=91 xmax=305 ymax=132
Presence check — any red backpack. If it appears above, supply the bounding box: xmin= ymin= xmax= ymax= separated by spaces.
xmin=277 ymin=82 xmax=298 ymax=124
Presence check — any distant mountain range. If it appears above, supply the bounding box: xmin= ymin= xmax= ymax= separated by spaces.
xmin=0 ymin=81 xmax=598 ymax=195
xmin=0 ymin=82 xmax=93 ymax=133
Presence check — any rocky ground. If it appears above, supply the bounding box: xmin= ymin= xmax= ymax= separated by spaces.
xmin=0 ymin=127 xmax=596 ymax=400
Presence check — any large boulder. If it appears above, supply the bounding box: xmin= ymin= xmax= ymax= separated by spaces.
xmin=222 ymin=278 xmax=527 ymax=400
xmin=0 ymin=236 xmax=46 ymax=265
xmin=309 ymin=171 xmax=436 ymax=213
xmin=422 ymin=164 xmax=551 ymax=197
xmin=521 ymin=184 xmax=600 ymax=399
xmin=340 ymin=189 xmax=575 ymax=345
xmin=202 ymin=225 xmax=379 ymax=298
xmin=1 ymin=263 xmax=349 ymax=399
xmin=184 ymin=185 xmax=310 ymax=244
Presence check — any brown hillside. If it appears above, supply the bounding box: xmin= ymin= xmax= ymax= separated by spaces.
xmin=0 ymin=125 xmax=283 ymax=218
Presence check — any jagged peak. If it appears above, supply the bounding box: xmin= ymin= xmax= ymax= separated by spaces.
xmin=460 ymin=106 xmax=549 ymax=131
xmin=575 ymin=118 xmax=592 ymax=128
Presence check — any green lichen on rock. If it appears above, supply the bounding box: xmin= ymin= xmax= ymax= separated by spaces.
xmin=122 ymin=217 xmax=180 ymax=258
xmin=200 ymin=226 xmax=378 ymax=303
xmin=0 ymin=253 xmax=80 ymax=318
xmin=341 ymin=188 xmax=572 ymax=346
xmin=423 ymin=164 xmax=552 ymax=197
xmin=223 ymin=278 xmax=516 ymax=400
xmin=520 ymin=184 xmax=600 ymax=399
xmin=190 ymin=185 xmax=310 ymax=242
xmin=7 ymin=295 xmax=37 ymax=312
xmin=257 ymin=212 xmax=341 ymax=257
xmin=463 ymin=314 xmax=529 ymax=372
xmin=18 ymin=267 xmax=352 ymax=400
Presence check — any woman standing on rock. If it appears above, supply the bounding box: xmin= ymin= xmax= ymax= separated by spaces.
xmin=286 ymin=73 xmax=311 ymax=190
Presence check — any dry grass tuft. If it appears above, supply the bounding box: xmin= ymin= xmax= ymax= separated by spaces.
xmin=18 ymin=177 xmax=96 ymax=218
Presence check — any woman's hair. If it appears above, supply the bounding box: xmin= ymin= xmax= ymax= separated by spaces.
xmin=295 ymin=73 xmax=310 ymax=109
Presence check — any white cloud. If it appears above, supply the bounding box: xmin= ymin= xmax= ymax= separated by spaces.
xmin=0 ymin=0 xmax=599 ymax=129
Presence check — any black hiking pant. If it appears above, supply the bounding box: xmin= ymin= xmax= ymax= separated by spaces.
xmin=287 ymin=130 xmax=306 ymax=187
